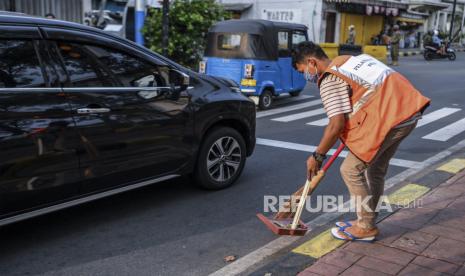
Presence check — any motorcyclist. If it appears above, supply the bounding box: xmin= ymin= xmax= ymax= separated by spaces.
xmin=432 ymin=30 xmax=445 ymax=55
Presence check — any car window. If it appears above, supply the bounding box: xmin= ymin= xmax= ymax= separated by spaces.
xmin=56 ymin=42 xmax=111 ymax=87
xmin=278 ymin=31 xmax=290 ymax=57
xmin=217 ymin=34 xmax=242 ymax=51
xmin=84 ymin=45 xmax=169 ymax=87
xmin=292 ymin=31 xmax=307 ymax=47
xmin=0 ymin=40 xmax=46 ymax=88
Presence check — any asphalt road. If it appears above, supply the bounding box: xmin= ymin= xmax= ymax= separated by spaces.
xmin=1 ymin=53 xmax=465 ymax=276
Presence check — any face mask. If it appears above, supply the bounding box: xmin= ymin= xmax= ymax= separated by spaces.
xmin=304 ymin=62 xmax=318 ymax=83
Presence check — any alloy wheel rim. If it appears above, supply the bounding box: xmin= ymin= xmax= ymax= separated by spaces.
xmin=207 ymin=136 xmax=242 ymax=182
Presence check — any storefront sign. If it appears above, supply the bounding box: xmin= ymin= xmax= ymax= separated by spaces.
xmin=261 ymin=9 xmax=302 ymax=23
xmin=398 ymin=11 xmax=424 ymax=20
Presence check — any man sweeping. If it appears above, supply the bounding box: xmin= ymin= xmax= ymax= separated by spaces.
xmin=292 ymin=42 xmax=430 ymax=241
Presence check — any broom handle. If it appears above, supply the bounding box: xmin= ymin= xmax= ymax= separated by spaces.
xmin=291 ymin=171 xmax=324 ymax=229
xmin=290 ymin=143 xmax=345 ymax=230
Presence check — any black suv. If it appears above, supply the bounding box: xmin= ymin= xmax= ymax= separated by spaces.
xmin=0 ymin=13 xmax=255 ymax=226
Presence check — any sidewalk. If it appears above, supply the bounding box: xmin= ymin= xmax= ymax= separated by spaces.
xmin=299 ymin=169 xmax=465 ymax=275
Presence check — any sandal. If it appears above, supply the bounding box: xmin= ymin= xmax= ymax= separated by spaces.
xmin=331 ymin=227 xmax=376 ymax=242
xmin=335 ymin=220 xmax=354 ymax=228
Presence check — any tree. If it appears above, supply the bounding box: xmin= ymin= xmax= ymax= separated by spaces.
xmin=143 ymin=0 xmax=231 ymax=68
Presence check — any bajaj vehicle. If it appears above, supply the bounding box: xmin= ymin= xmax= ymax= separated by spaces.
xmin=199 ymin=20 xmax=308 ymax=110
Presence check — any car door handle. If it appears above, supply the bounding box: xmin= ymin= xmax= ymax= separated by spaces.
xmin=76 ymin=108 xmax=111 ymax=114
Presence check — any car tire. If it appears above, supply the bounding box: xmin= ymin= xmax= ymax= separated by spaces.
xmin=289 ymin=90 xmax=302 ymax=97
xmin=195 ymin=127 xmax=246 ymax=190
xmin=258 ymin=90 xmax=273 ymax=110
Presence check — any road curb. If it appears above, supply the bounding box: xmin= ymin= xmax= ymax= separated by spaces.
xmin=247 ymin=152 xmax=465 ymax=276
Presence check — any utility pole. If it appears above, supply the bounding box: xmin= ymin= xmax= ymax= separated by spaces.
xmin=162 ymin=0 xmax=169 ymax=56
xmin=135 ymin=0 xmax=146 ymax=46
xmin=449 ymin=0 xmax=457 ymax=42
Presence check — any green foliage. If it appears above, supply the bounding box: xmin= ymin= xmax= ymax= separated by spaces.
xmin=143 ymin=0 xmax=231 ymax=68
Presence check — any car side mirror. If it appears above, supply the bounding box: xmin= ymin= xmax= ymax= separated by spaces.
xmin=168 ymin=69 xmax=190 ymax=100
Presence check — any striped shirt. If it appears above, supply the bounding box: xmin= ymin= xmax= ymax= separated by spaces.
xmin=320 ymin=74 xmax=352 ymax=118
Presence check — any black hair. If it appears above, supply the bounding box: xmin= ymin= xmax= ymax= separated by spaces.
xmin=45 ymin=13 xmax=56 ymax=19
xmin=292 ymin=41 xmax=328 ymax=69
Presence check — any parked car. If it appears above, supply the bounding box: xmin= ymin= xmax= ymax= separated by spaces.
xmin=0 ymin=13 xmax=255 ymax=226
xmin=199 ymin=19 xmax=308 ymax=110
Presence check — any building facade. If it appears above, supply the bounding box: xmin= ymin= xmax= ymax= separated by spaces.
xmin=218 ymin=0 xmax=325 ymax=43
xmin=219 ymin=0 xmax=465 ymax=47
xmin=0 ymin=0 xmax=92 ymax=23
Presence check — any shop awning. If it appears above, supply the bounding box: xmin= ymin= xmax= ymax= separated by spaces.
xmin=409 ymin=1 xmax=449 ymax=11
xmin=221 ymin=3 xmax=253 ymax=12
xmin=325 ymin=0 xmax=407 ymax=9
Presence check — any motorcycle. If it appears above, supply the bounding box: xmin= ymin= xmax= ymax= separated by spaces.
xmin=423 ymin=43 xmax=456 ymax=61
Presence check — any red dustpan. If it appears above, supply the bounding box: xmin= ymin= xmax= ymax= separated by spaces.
xmin=257 ymin=143 xmax=345 ymax=236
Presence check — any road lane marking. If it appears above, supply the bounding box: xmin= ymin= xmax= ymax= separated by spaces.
xmin=271 ymin=108 xmax=326 ymax=122
xmin=307 ymin=118 xmax=329 ymax=126
xmin=436 ymin=158 xmax=465 ymax=173
xmin=386 ymin=183 xmax=430 ymax=206
xmin=256 ymin=138 xmax=422 ymax=168
xmin=416 ymin=107 xmax=461 ymax=127
xmin=209 ymin=139 xmax=465 ymax=276
xmin=292 ymin=229 xmax=345 ymax=258
xmin=256 ymin=99 xmax=322 ymax=119
xmin=422 ymin=117 xmax=465 ymax=141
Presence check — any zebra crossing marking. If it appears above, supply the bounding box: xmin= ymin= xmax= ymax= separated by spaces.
xmin=416 ymin=107 xmax=461 ymax=127
xmin=256 ymin=138 xmax=422 ymax=168
xmin=422 ymin=117 xmax=465 ymax=141
xmin=261 ymin=98 xmax=465 ymax=142
xmin=256 ymin=99 xmax=322 ymax=119
xmin=307 ymin=117 xmax=329 ymax=126
xmin=273 ymin=95 xmax=313 ymax=106
xmin=271 ymin=108 xmax=326 ymax=122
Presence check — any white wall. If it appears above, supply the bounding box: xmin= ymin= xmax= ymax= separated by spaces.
xmin=219 ymin=0 xmax=324 ymax=43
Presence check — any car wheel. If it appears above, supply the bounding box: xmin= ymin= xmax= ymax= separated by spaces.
xmin=448 ymin=52 xmax=456 ymax=61
xmin=258 ymin=90 xmax=273 ymax=110
xmin=195 ymin=127 xmax=246 ymax=190
xmin=289 ymin=90 xmax=302 ymax=97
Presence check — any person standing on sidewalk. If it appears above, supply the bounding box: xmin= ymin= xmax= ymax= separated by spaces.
xmin=292 ymin=42 xmax=430 ymax=241
xmin=390 ymin=25 xmax=401 ymax=66
xmin=346 ymin=25 xmax=356 ymax=45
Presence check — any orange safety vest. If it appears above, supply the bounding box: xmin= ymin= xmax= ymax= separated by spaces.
xmin=318 ymin=55 xmax=430 ymax=163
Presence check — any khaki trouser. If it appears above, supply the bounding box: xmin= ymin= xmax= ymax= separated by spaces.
xmin=340 ymin=122 xmax=416 ymax=230
xmin=391 ymin=44 xmax=399 ymax=62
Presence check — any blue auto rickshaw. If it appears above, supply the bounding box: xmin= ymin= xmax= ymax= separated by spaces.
xmin=199 ymin=19 xmax=308 ymax=109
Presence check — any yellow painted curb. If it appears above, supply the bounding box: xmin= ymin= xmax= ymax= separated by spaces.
xmin=386 ymin=183 xmax=430 ymax=206
xmin=292 ymin=229 xmax=345 ymax=258
xmin=436 ymin=158 xmax=465 ymax=174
